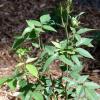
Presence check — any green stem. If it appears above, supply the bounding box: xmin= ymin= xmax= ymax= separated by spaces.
xmin=65 ymin=13 xmax=69 ymax=43
xmin=38 ymin=36 xmax=44 ymax=50
xmin=38 ymin=37 xmax=41 ymax=48
xmin=65 ymin=82 xmax=68 ymax=100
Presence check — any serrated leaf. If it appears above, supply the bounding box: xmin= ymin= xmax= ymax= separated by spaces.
xmin=71 ymin=55 xmax=82 ymax=67
xmin=59 ymin=55 xmax=75 ymax=69
xmin=43 ymin=53 xmax=58 ymax=72
xmin=43 ymin=25 xmax=57 ymax=32
xmin=40 ymin=14 xmax=51 ymax=24
xmin=77 ymin=28 xmax=94 ymax=34
xmin=84 ymin=82 xmax=100 ymax=89
xmin=26 ymin=20 xmax=41 ymax=27
xmin=26 ymin=64 xmax=38 ymax=78
xmin=76 ymin=48 xmax=94 ymax=59
xmin=76 ymin=38 xmax=93 ymax=46
xmin=32 ymin=92 xmax=44 ymax=100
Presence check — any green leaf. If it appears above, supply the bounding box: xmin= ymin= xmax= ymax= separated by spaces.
xmin=29 ymin=30 xmax=37 ymax=39
xmin=16 ymin=62 xmax=24 ymax=67
xmin=22 ymin=27 xmax=33 ymax=36
xmin=16 ymin=48 xmax=28 ymax=56
xmin=85 ymin=88 xmax=99 ymax=100
xmin=54 ymin=95 xmax=58 ymax=100
xmin=26 ymin=20 xmax=41 ymax=27
xmin=35 ymin=28 xmax=44 ymax=33
xmin=76 ymin=48 xmax=94 ymax=59
xmin=43 ymin=53 xmax=58 ymax=71
xmin=75 ymin=12 xmax=85 ymax=18
xmin=0 ymin=77 xmax=8 ymax=85
xmin=76 ymin=38 xmax=93 ymax=47
xmin=52 ymin=41 xmax=61 ymax=48
xmin=12 ymin=33 xmax=28 ymax=49
xmin=84 ymin=82 xmax=100 ymax=89
xmin=55 ymin=88 xmax=63 ymax=94
xmin=43 ymin=25 xmax=57 ymax=32
xmin=45 ymin=46 xmax=56 ymax=55
xmin=46 ymin=79 xmax=52 ymax=86
xmin=70 ymin=71 xmax=80 ymax=79
xmin=77 ymin=75 xmax=89 ymax=83
xmin=40 ymin=50 xmax=47 ymax=59
xmin=35 ymin=85 xmax=44 ymax=91
xmin=77 ymin=28 xmax=94 ymax=34
xmin=62 ymin=77 xmax=72 ymax=82
xmin=71 ymin=55 xmax=82 ymax=67
xmin=60 ymin=39 xmax=67 ymax=50
xmin=19 ymin=79 xmax=27 ymax=88
xmin=75 ymin=34 xmax=81 ymax=41
xmin=40 ymin=14 xmax=51 ymax=24
xmin=32 ymin=92 xmax=44 ymax=100
xmin=70 ymin=27 xmax=76 ymax=34
xmin=68 ymin=81 xmax=77 ymax=88
xmin=72 ymin=64 xmax=82 ymax=72
xmin=97 ymin=93 xmax=100 ymax=99
xmin=76 ymin=85 xmax=84 ymax=96
xmin=46 ymin=87 xmax=52 ymax=95
xmin=26 ymin=64 xmax=38 ymax=78
xmin=88 ymin=43 xmax=94 ymax=47
xmin=25 ymin=91 xmax=32 ymax=100
xmin=12 ymin=36 xmax=25 ymax=49
xmin=32 ymin=42 xmax=39 ymax=48
xmin=7 ymin=79 xmax=17 ymax=90
xmin=59 ymin=55 xmax=75 ymax=69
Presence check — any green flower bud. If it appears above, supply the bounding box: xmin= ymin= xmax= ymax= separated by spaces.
xmin=71 ymin=17 xmax=80 ymax=27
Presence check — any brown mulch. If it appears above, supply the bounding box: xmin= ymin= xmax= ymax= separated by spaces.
xmin=0 ymin=0 xmax=100 ymax=99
